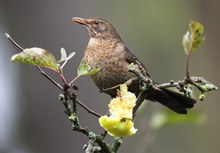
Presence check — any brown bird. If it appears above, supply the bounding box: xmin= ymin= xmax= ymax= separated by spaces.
xmin=72 ymin=17 xmax=196 ymax=114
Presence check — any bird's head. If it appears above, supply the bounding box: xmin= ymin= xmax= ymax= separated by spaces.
xmin=72 ymin=17 xmax=121 ymax=40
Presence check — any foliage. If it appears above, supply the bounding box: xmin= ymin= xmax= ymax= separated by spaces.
xmin=182 ymin=20 xmax=205 ymax=55
xmin=77 ymin=59 xmax=100 ymax=76
xmin=11 ymin=47 xmax=59 ymax=72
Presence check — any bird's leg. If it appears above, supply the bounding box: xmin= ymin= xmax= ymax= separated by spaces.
xmin=101 ymin=77 xmax=138 ymax=92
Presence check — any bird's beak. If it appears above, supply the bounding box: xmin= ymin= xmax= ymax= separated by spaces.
xmin=72 ymin=17 xmax=88 ymax=26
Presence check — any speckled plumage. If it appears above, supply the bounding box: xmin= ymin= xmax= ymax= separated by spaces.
xmin=84 ymin=38 xmax=138 ymax=96
xmin=73 ymin=17 xmax=196 ymax=114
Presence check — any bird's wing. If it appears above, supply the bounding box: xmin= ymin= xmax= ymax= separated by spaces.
xmin=124 ymin=46 xmax=151 ymax=77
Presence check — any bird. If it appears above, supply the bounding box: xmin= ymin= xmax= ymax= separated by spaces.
xmin=72 ymin=17 xmax=196 ymax=114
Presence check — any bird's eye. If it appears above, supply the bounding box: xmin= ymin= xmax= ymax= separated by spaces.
xmin=94 ymin=20 xmax=100 ymax=25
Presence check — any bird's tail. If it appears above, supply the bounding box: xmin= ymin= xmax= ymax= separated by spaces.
xmin=148 ymin=88 xmax=196 ymax=114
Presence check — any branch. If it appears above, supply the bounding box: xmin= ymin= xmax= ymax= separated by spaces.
xmin=110 ymin=137 xmax=123 ymax=152
xmin=133 ymin=91 xmax=148 ymax=117
xmin=127 ymin=63 xmax=218 ymax=115
xmin=6 ymin=33 xmax=64 ymax=91
xmin=60 ymin=93 xmax=112 ymax=153
xmin=76 ymin=99 xmax=101 ymax=118
xmin=36 ymin=66 xmax=63 ymax=91
xmin=5 ymin=33 xmax=24 ymax=51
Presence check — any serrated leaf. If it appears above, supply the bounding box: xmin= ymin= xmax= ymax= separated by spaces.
xmin=11 ymin=47 xmax=59 ymax=72
xmin=77 ymin=60 xmax=100 ymax=76
xmin=58 ymin=47 xmax=67 ymax=62
xmin=150 ymin=110 xmax=206 ymax=129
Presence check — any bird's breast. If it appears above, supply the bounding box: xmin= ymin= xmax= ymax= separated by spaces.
xmin=83 ymin=38 xmax=135 ymax=96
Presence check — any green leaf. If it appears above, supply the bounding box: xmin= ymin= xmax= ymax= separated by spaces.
xmin=77 ymin=60 xmax=100 ymax=76
xmin=189 ymin=20 xmax=205 ymax=51
xmin=11 ymin=47 xmax=59 ymax=72
xmin=182 ymin=20 xmax=205 ymax=55
xmin=150 ymin=110 xmax=206 ymax=129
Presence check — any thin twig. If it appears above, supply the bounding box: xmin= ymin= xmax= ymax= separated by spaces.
xmin=60 ymin=72 xmax=68 ymax=85
xmin=70 ymin=75 xmax=80 ymax=87
xmin=5 ymin=33 xmax=24 ymax=51
xmin=6 ymin=33 xmax=64 ymax=91
xmin=36 ymin=66 xmax=63 ymax=91
xmin=133 ymin=91 xmax=148 ymax=117
xmin=76 ymin=99 xmax=102 ymax=118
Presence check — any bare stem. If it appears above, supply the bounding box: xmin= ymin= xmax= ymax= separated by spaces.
xmin=186 ymin=53 xmax=191 ymax=79
xmin=76 ymin=99 xmax=101 ymax=118
xmin=70 ymin=75 xmax=80 ymax=87
xmin=36 ymin=66 xmax=63 ymax=91
xmin=60 ymin=73 xmax=68 ymax=85
xmin=133 ymin=91 xmax=148 ymax=117
xmin=5 ymin=33 xmax=24 ymax=51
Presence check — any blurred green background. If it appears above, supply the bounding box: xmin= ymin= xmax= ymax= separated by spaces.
xmin=0 ymin=0 xmax=219 ymax=153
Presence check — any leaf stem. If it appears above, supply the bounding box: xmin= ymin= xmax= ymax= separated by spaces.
xmin=59 ymin=72 xmax=68 ymax=85
xmin=69 ymin=75 xmax=81 ymax=87
xmin=186 ymin=53 xmax=191 ymax=79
